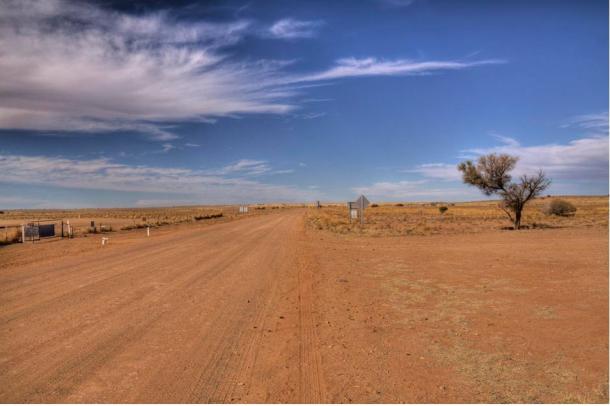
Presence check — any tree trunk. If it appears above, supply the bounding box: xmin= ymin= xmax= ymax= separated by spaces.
xmin=514 ymin=208 xmax=522 ymax=230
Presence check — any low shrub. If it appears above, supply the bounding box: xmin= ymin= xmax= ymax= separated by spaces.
xmin=121 ymin=223 xmax=149 ymax=231
xmin=438 ymin=206 xmax=448 ymax=214
xmin=194 ymin=213 xmax=223 ymax=221
xmin=542 ymin=199 xmax=577 ymax=216
xmin=371 ymin=203 xmax=379 ymax=208
xmin=395 ymin=203 xmax=404 ymax=207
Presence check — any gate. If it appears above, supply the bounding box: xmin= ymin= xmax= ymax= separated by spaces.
xmin=22 ymin=220 xmax=60 ymax=242
xmin=24 ymin=223 xmax=40 ymax=241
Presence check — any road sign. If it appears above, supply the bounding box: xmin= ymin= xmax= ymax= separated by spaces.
xmin=347 ymin=195 xmax=370 ymax=224
xmin=356 ymin=195 xmax=370 ymax=210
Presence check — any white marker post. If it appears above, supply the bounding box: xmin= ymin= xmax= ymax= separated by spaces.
xmin=21 ymin=224 xmax=25 ymax=243
xmin=101 ymin=237 xmax=108 ymax=246
xmin=147 ymin=226 xmax=150 ymax=237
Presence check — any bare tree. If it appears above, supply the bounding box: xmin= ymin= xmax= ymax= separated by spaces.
xmin=457 ymin=154 xmax=551 ymax=229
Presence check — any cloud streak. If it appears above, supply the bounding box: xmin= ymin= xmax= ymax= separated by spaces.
xmin=268 ymin=18 xmax=323 ymax=39
xmin=0 ymin=154 xmax=312 ymax=203
xmin=356 ymin=119 xmax=609 ymax=201
xmin=410 ymin=117 xmax=609 ymax=182
xmin=462 ymin=134 xmax=609 ymax=180
xmin=352 ymin=180 xmax=473 ymax=201
xmin=0 ymin=0 xmax=503 ymax=139
xmin=0 ymin=0 xmax=293 ymax=139
xmin=296 ymin=57 xmax=505 ymax=82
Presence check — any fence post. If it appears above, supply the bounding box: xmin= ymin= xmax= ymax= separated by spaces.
xmin=21 ymin=224 xmax=25 ymax=243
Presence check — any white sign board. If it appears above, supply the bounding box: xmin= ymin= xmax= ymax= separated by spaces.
xmin=350 ymin=209 xmax=358 ymax=219
xmin=239 ymin=206 xmax=249 ymax=213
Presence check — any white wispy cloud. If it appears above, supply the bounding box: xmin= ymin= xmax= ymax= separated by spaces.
xmin=406 ymin=114 xmax=609 ymax=182
xmin=296 ymin=57 xmax=505 ymax=82
xmin=217 ymin=159 xmax=272 ymax=176
xmin=464 ymin=135 xmax=608 ymax=180
xmin=352 ymin=180 xmax=472 ymax=201
xmin=161 ymin=143 xmax=176 ymax=153
xmin=268 ymin=18 xmax=323 ymax=39
xmin=377 ymin=0 xmax=416 ymax=8
xmin=406 ymin=133 xmax=609 ymax=182
xmin=562 ymin=111 xmax=609 ymax=131
xmin=0 ymin=0 xmax=293 ymax=139
xmin=0 ymin=0 xmax=503 ymax=139
xmin=294 ymin=112 xmax=327 ymax=120
xmin=403 ymin=163 xmax=462 ymax=180
xmin=357 ymin=115 xmax=609 ymax=200
xmin=0 ymin=154 xmax=312 ymax=203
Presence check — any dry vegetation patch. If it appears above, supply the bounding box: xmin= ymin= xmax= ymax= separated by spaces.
xmin=307 ymin=196 xmax=608 ymax=236
xmin=0 ymin=204 xmax=299 ymax=243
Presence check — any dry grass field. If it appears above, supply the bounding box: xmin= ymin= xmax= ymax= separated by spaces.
xmin=307 ymin=195 xmax=608 ymax=236
xmin=0 ymin=204 xmax=297 ymax=243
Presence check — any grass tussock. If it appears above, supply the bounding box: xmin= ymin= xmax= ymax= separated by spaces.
xmin=542 ymin=198 xmax=577 ymax=216
xmin=194 ymin=213 xmax=223 ymax=221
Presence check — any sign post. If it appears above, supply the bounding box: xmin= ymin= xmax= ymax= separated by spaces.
xmin=347 ymin=195 xmax=370 ymax=224
xmin=356 ymin=195 xmax=370 ymax=225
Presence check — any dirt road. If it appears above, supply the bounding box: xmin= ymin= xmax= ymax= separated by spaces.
xmin=1 ymin=210 xmax=323 ymax=403
xmin=1 ymin=210 xmax=608 ymax=403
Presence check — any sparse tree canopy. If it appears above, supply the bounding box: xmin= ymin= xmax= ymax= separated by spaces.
xmin=458 ymin=154 xmax=551 ymax=229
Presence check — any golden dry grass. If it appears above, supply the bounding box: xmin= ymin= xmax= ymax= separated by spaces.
xmin=307 ymin=196 xmax=608 ymax=236
xmin=0 ymin=203 xmax=300 ymax=241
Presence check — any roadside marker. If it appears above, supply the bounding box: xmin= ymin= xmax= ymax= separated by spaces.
xmin=347 ymin=195 xmax=370 ymax=224
xmin=101 ymin=237 xmax=109 ymax=246
xmin=147 ymin=226 xmax=150 ymax=237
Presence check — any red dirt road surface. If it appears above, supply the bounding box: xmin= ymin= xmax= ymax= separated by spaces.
xmin=1 ymin=210 xmax=608 ymax=403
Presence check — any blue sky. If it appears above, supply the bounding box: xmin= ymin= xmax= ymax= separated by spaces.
xmin=0 ymin=0 xmax=608 ymax=208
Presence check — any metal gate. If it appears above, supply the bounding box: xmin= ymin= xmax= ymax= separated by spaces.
xmin=39 ymin=224 xmax=55 ymax=238
xmin=23 ymin=221 xmax=58 ymax=242
xmin=23 ymin=223 xmax=40 ymax=241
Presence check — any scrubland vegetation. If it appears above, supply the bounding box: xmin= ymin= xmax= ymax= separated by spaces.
xmin=0 ymin=204 xmax=296 ymax=243
xmin=306 ymin=196 xmax=608 ymax=237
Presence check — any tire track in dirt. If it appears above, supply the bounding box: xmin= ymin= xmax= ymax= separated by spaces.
xmin=296 ymin=227 xmax=326 ymax=403
xmin=1 ymin=211 xmax=312 ymax=403
xmin=0 ymin=215 xmax=282 ymax=370
xmin=1 ymin=217 xmax=283 ymax=402
xmin=0 ymin=214 xmax=277 ymax=311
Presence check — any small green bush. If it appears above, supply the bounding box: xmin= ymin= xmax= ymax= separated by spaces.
xmin=395 ymin=203 xmax=404 ymax=207
xmin=371 ymin=203 xmax=379 ymax=208
xmin=543 ymin=199 xmax=577 ymax=216
xmin=438 ymin=206 xmax=448 ymax=214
